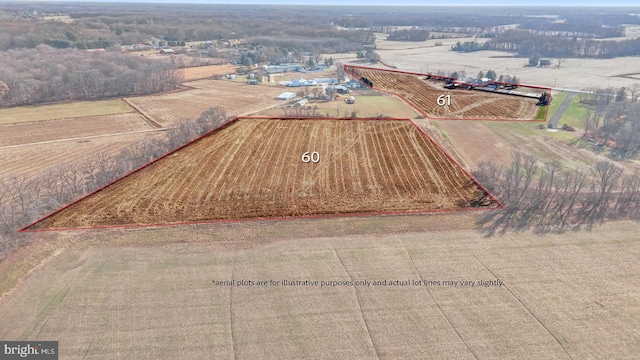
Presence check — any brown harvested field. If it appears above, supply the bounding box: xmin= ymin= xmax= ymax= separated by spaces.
xmin=345 ymin=65 xmax=545 ymax=121
xmin=0 ymin=131 xmax=165 ymax=182
xmin=0 ymin=113 xmax=154 ymax=148
xmin=179 ymin=64 xmax=238 ymax=81
xmin=26 ymin=117 xmax=498 ymax=230
xmin=1 ymin=218 xmax=639 ymax=359
xmin=125 ymin=79 xmax=287 ymax=127
xmin=0 ymin=99 xmax=133 ymax=125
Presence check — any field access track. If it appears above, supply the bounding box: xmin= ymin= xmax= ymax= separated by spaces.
xmin=345 ymin=65 xmax=549 ymax=121
xmin=23 ymin=117 xmax=499 ymax=230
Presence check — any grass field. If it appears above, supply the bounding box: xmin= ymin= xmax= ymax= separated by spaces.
xmin=556 ymin=94 xmax=590 ymax=130
xmin=0 ymin=131 xmax=165 ymax=183
xmin=0 ymin=100 xmax=132 ymax=125
xmin=26 ymin=117 xmax=497 ymax=230
xmin=179 ymin=64 xmax=238 ymax=81
xmin=2 ymin=217 xmax=639 ymax=359
xmin=0 ymin=113 xmax=154 ymax=148
xmin=314 ymin=95 xmax=420 ymax=118
xmin=257 ymin=94 xmax=420 ymax=119
xmin=125 ymin=80 xmax=285 ymax=127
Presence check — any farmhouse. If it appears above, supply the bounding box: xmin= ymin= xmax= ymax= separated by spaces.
xmin=159 ymin=48 xmax=176 ymax=55
xmin=326 ymin=85 xmax=350 ymax=94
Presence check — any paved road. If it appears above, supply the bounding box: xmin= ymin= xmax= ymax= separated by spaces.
xmin=548 ymin=92 xmax=577 ymax=129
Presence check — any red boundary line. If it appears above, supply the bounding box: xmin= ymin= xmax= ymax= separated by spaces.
xmin=344 ymin=64 xmax=552 ymax=122
xmin=18 ymin=116 xmax=242 ymax=232
xmin=19 ymin=116 xmax=503 ymax=233
xmin=408 ymin=118 xmax=504 ymax=209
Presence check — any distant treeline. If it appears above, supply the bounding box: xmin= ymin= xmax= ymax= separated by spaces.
xmin=0 ymin=46 xmax=182 ymax=107
xmin=488 ymin=30 xmax=640 ymax=58
xmin=451 ymin=30 xmax=640 ymax=58
xmin=386 ymin=28 xmax=430 ymax=42
xmin=0 ymin=3 xmax=374 ymax=53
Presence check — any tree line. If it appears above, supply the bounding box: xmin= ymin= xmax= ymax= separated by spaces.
xmin=0 ymin=45 xmax=182 ymax=107
xmin=487 ymin=30 xmax=640 ymax=58
xmin=386 ymin=28 xmax=430 ymax=42
xmin=474 ymin=153 xmax=640 ymax=236
xmin=0 ymin=106 xmax=231 ymax=260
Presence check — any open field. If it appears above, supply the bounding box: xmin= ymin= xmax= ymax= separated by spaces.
xmin=345 ymin=65 xmax=545 ymax=121
xmin=0 ymin=100 xmax=132 ymax=125
xmin=0 ymin=131 xmax=165 ymax=183
xmin=125 ymin=80 xmax=287 ymax=127
xmin=2 ymin=217 xmax=639 ymax=359
xmin=26 ymin=117 xmax=497 ymax=230
xmin=432 ymin=119 xmax=608 ymax=171
xmin=373 ymin=35 xmax=640 ymax=90
xmin=0 ymin=113 xmax=154 ymax=148
xmin=256 ymin=94 xmax=420 ymax=119
xmin=179 ymin=64 xmax=238 ymax=81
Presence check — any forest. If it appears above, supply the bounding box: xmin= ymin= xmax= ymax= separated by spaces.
xmin=0 ymin=46 xmax=182 ymax=107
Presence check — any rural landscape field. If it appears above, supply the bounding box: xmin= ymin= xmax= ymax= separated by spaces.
xmin=345 ymin=65 xmax=549 ymax=121
xmin=25 ymin=117 xmax=498 ymax=230
xmin=1 ymin=2 xmax=639 ymax=359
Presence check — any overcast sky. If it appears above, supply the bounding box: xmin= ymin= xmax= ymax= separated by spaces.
xmin=21 ymin=0 xmax=640 ymax=6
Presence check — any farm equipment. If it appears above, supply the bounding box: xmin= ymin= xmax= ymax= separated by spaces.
xmin=360 ymin=77 xmax=373 ymax=88
xmin=536 ymin=92 xmax=551 ymax=106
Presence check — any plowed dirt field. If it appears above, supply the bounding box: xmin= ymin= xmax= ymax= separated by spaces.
xmin=345 ymin=65 xmax=545 ymax=121
xmin=26 ymin=117 xmax=498 ymax=230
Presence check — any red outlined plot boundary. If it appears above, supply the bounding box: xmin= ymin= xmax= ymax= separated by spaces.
xmin=20 ymin=116 xmax=503 ymax=232
xmin=344 ymin=64 xmax=552 ymax=122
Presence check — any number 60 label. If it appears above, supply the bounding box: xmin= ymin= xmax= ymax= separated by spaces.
xmin=301 ymin=151 xmax=320 ymax=163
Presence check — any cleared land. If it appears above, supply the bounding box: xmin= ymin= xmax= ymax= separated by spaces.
xmin=0 ymin=99 xmax=132 ymax=125
xmin=1 ymin=218 xmax=639 ymax=359
xmin=373 ymin=35 xmax=640 ymax=90
xmin=125 ymin=80 xmax=287 ymax=127
xmin=0 ymin=113 xmax=154 ymax=148
xmin=345 ymin=65 xmax=544 ymax=121
xmin=26 ymin=117 xmax=497 ymax=230
xmin=179 ymin=64 xmax=238 ymax=81
xmin=0 ymin=131 xmax=164 ymax=183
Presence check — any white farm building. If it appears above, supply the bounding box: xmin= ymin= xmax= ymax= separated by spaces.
xmin=276 ymin=92 xmax=297 ymax=100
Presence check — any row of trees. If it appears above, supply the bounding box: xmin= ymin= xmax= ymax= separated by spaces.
xmin=487 ymin=30 xmax=640 ymax=58
xmin=474 ymin=153 xmax=640 ymax=236
xmin=387 ymin=28 xmax=430 ymax=42
xmin=448 ymin=70 xmax=518 ymax=84
xmin=0 ymin=45 xmax=182 ymax=107
xmin=451 ymin=41 xmax=489 ymax=52
xmin=247 ymin=30 xmax=374 ymax=58
xmin=0 ymin=106 xmax=231 ymax=259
